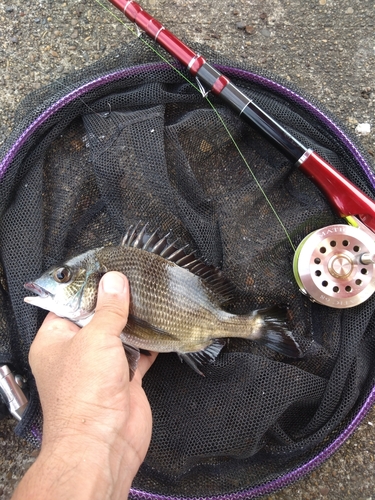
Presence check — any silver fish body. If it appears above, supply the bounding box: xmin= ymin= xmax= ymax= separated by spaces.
xmin=25 ymin=227 xmax=301 ymax=375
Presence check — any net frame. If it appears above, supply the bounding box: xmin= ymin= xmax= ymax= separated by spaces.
xmin=1 ymin=42 xmax=375 ymax=499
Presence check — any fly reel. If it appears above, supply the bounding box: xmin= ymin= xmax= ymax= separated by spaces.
xmin=293 ymin=223 xmax=375 ymax=308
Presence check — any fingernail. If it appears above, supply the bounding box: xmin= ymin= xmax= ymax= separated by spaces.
xmin=101 ymin=272 xmax=127 ymax=294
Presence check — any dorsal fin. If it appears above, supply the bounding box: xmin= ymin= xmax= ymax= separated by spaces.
xmin=121 ymin=223 xmax=236 ymax=304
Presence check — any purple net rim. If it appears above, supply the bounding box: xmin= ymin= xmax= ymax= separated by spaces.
xmin=1 ymin=61 xmax=375 ymax=498
xmin=131 ymin=387 xmax=375 ymax=500
xmin=1 ymin=62 xmax=374 ymax=189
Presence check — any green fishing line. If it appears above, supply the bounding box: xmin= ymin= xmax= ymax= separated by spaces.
xmin=94 ymin=0 xmax=296 ymax=251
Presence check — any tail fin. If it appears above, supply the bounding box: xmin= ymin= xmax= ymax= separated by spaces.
xmin=256 ymin=306 xmax=302 ymax=358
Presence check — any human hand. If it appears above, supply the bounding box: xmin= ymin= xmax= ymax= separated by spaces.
xmin=13 ymin=272 xmax=157 ymax=500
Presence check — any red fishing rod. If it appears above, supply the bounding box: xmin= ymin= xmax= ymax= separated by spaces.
xmin=108 ymin=0 xmax=375 ymax=308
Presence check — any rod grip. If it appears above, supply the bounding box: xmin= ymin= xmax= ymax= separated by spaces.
xmin=298 ymin=151 xmax=375 ymax=232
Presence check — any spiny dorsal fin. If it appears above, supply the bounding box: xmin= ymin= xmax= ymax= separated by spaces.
xmin=121 ymin=223 xmax=236 ymax=304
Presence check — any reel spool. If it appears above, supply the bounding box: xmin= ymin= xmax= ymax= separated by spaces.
xmin=293 ymin=224 xmax=375 ymax=308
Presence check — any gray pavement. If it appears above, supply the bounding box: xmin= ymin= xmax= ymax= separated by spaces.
xmin=0 ymin=0 xmax=374 ymax=498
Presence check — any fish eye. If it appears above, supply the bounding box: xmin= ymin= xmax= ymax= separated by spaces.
xmin=53 ymin=267 xmax=72 ymax=284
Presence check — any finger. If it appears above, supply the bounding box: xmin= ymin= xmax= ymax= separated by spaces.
xmin=40 ymin=312 xmax=79 ymax=336
xmin=85 ymin=272 xmax=130 ymax=339
xmin=29 ymin=313 xmax=80 ymax=366
xmin=35 ymin=312 xmax=79 ymax=344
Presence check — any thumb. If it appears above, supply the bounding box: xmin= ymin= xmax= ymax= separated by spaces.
xmin=88 ymin=271 xmax=130 ymax=338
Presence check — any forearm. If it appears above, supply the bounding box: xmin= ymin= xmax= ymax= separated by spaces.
xmin=12 ymin=437 xmax=135 ymax=500
xmin=13 ymin=274 xmax=154 ymax=500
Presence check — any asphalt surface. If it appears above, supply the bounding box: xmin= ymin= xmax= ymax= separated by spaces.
xmin=0 ymin=0 xmax=374 ymax=498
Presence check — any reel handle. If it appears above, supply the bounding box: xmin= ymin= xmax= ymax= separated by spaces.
xmin=298 ymin=150 xmax=375 ymax=234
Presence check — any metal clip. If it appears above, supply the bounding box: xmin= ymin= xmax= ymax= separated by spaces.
xmin=195 ymin=77 xmax=210 ymax=98
xmin=0 ymin=365 xmax=28 ymax=421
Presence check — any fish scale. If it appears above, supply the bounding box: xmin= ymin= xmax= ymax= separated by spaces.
xmin=24 ymin=226 xmax=302 ymax=377
xmin=100 ymin=246 xmax=227 ymax=347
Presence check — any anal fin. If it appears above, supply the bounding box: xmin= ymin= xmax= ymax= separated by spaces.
xmin=178 ymin=339 xmax=226 ymax=376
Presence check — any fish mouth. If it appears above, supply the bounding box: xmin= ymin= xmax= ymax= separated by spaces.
xmin=24 ymin=282 xmax=53 ymax=299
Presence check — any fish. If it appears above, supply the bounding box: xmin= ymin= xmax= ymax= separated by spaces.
xmin=24 ymin=224 xmax=302 ymax=377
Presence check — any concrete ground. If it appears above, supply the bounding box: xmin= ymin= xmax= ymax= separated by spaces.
xmin=0 ymin=0 xmax=374 ymax=498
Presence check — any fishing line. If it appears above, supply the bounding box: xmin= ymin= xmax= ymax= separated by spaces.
xmin=6 ymin=0 xmax=375 ymax=309
xmin=1 ymin=1 xmax=296 ymax=250
xmin=203 ymin=96 xmax=297 ymax=251
xmin=91 ymin=0 xmax=375 ymax=309
xmin=93 ymin=0 xmax=297 ymax=251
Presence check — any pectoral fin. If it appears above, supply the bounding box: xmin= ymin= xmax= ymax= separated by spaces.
xmin=120 ymin=336 xmax=140 ymax=380
xmin=126 ymin=314 xmax=176 ymax=340
xmin=178 ymin=339 xmax=226 ymax=376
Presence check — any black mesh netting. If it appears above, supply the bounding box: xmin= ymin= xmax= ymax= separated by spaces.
xmin=1 ymin=39 xmax=375 ymax=498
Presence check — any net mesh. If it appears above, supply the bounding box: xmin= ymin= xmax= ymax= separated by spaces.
xmin=1 ymin=40 xmax=375 ymax=498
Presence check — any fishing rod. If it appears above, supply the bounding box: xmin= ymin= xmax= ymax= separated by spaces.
xmin=108 ymin=0 xmax=375 ymax=309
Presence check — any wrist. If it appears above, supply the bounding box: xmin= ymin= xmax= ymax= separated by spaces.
xmin=12 ymin=434 xmax=135 ymax=500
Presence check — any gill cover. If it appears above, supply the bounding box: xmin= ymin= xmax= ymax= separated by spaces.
xmin=24 ymin=249 xmax=105 ymax=320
